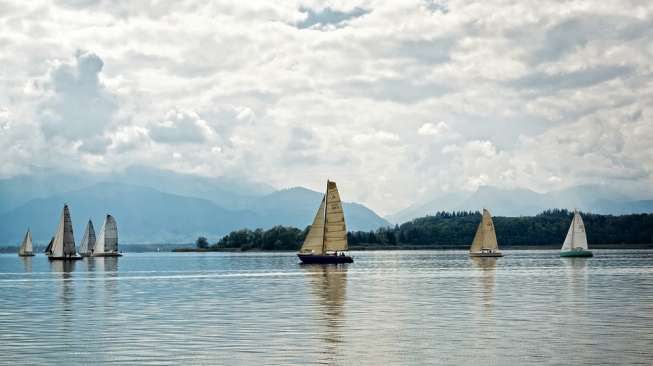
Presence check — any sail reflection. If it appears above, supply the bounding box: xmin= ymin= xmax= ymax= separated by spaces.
xmin=49 ymin=260 xmax=76 ymax=333
xmin=303 ymin=264 xmax=348 ymax=364
xmin=471 ymin=257 xmax=496 ymax=314
xmin=563 ymin=257 xmax=588 ymax=310
xmin=20 ymin=256 xmax=33 ymax=273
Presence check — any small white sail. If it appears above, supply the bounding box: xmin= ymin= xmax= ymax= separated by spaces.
xmin=50 ymin=205 xmax=76 ymax=257
xmin=561 ymin=210 xmax=588 ymax=251
xmin=470 ymin=209 xmax=499 ymax=253
xmin=300 ymin=197 xmax=326 ymax=254
xmin=18 ymin=229 xmax=33 ymax=255
xmin=324 ymin=181 xmax=348 ymax=252
xmin=78 ymin=220 xmax=96 ymax=256
xmin=94 ymin=214 xmax=119 ymax=255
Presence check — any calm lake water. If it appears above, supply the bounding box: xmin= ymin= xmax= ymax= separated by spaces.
xmin=1 ymin=250 xmax=652 ymax=365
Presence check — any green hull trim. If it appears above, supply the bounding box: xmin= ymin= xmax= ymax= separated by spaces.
xmin=560 ymin=249 xmax=593 ymax=257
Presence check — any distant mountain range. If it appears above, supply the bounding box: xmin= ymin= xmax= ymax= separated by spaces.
xmin=0 ymin=168 xmax=389 ymax=245
xmin=387 ymin=185 xmax=653 ymax=223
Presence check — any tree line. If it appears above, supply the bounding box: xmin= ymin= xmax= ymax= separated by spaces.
xmin=199 ymin=209 xmax=653 ymax=251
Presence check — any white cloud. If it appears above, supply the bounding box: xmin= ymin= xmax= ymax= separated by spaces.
xmin=418 ymin=121 xmax=451 ymax=136
xmin=149 ymin=109 xmax=214 ymax=144
xmin=352 ymin=131 xmax=400 ymax=145
xmin=0 ymin=0 xmax=652 ymax=214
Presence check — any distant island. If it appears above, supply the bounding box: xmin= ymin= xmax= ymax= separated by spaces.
xmin=174 ymin=209 xmax=653 ymax=252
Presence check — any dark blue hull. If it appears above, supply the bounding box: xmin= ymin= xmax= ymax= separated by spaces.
xmin=297 ymin=254 xmax=353 ymax=264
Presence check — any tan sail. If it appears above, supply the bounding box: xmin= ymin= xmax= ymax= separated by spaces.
xmin=470 ymin=209 xmax=499 ymax=253
xmin=324 ymin=181 xmax=348 ymax=252
xmin=300 ymin=196 xmax=326 ymax=254
xmin=299 ymin=180 xmax=349 ymax=254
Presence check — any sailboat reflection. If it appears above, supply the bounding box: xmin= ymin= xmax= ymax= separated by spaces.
xmin=471 ymin=257 xmax=496 ymax=314
xmin=303 ymin=264 xmax=348 ymax=364
xmin=50 ymin=259 xmax=76 ymax=332
xmin=20 ymin=256 xmax=33 ymax=273
xmin=563 ymin=257 xmax=588 ymax=312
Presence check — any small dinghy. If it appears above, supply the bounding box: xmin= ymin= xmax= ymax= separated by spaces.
xmin=469 ymin=209 xmax=503 ymax=257
xmin=560 ymin=209 xmax=593 ymax=257
xmin=18 ymin=229 xmax=35 ymax=257
xmin=297 ymin=180 xmax=353 ymax=264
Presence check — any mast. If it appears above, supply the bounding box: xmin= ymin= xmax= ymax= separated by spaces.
xmin=322 ymin=180 xmax=328 ymax=254
xmin=571 ymin=209 xmax=576 ymax=249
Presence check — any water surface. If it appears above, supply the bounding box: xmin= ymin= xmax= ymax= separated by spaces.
xmin=1 ymin=250 xmax=652 ymax=365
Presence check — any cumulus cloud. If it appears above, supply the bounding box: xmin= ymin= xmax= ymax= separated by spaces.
xmin=0 ymin=0 xmax=652 ymax=215
xmin=38 ymin=51 xmax=117 ymax=147
xmin=149 ymin=110 xmax=214 ymax=144
xmin=418 ymin=121 xmax=450 ymax=136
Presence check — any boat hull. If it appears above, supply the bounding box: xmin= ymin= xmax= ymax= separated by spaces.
xmin=297 ymin=254 xmax=353 ymax=264
xmin=560 ymin=249 xmax=593 ymax=257
xmin=79 ymin=253 xmax=92 ymax=257
xmin=18 ymin=253 xmax=35 ymax=257
xmin=48 ymin=256 xmax=83 ymax=261
xmin=93 ymin=252 xmax=123 ymax=257
xmin=470 ymin=252 xmax=503 ymax=257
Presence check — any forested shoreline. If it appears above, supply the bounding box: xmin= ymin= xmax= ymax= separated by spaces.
xmin=191 ymin=209 xmax=653 ymax=252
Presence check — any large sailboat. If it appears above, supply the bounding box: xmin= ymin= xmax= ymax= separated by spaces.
xmin=18 ymin=229 xmax=35 ymax=256
xmin=78 ymin=220 xmax=96 ymax=257
xmin=48 ymin=204 xmax=82 ymax=261
xmin=93 ymin=214 xmax=122 ymax=257
xmin=560 ymin=209 xmax=593 ymax=257
xmin=297 ymin=180 xmax=353 ymax=264
xmin=469 ymin=209 xmax=503 ymax=257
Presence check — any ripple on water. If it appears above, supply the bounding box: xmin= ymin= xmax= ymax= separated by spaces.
xmin=0 ymin=250 xmax=652 ymax=365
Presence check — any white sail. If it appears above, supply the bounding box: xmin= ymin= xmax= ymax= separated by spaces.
xmin=18 ymin=229 xmax=33 ymax=255
xmin=300 ymin=197 xmax=326 ymax=254
xmin=561 ymin=210 xmax=588 ymax=251
xmin=94 ymin=214 xmax=118 ymax=255
xmin=324 ymin=181 xmax=348 ymax=252
xmin=78 ymin=220 xmax=96 ymax=255
xmin=50 ymin=205 xmax=76 ymax=257
xmin=470 ymin=209 xmax=499 ymax=253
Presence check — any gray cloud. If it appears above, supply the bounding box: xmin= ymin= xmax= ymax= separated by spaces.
xmin=532 ymin=15 xmax=653 ymax=63
xmin=38 ymin=51 xmax=117 ymax=152
xmin=508 ymin=65 xmax=635 ymax=93
xmin=1 ymin=0 xmax=652 ymax=214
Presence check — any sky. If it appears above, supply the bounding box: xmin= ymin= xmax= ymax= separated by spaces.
xmin=1 ymin=0 xmax=652 ymax=215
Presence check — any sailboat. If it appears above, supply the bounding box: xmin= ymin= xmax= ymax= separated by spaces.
xmin=93 ymin=214 xmax=122 ymax=257
xmin=48 ymin=204 xmax=82 ymax=260
xmin=18 ymin=229 xmax=35 ymax=256
xmin=78 ymin=220 xmax=96 ymax=257
xmin=297 ymin=180 xmax=353 ymax=264
xmin=469 ymin=208 xmax=503 ymax=257
xmin=560 ymin=209 xmax=593 ymax=257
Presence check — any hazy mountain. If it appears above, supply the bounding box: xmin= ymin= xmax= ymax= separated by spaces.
xmin=387 ymin=185 xmax=653 ymax=223
xmin=386 ymin=191 xmax=470 ymax=224
xmin=0 ymin=182 xmax=389 ymax=245
xmin=0 ymin=171 xmax=102 ymax=213
xmin=245 ymin=187 xmax=390 ymax=231
xmin=0 ymin=166 xmax=274 ymax=214
xmin=0 ymin=182 xmax=258 ymax=245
